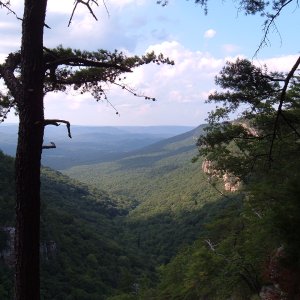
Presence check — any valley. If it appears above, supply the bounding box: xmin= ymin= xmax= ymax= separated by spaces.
xmin=0 ymin=125 xmax=227 ymax=299
xmin=1 ymin=124 xmax=297 ymax=299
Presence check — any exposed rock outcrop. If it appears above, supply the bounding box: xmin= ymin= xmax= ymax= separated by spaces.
xmin=0 ymin=226 xmax=57 ymax=267
xmin=260 ymin=246 xmax=300 ymax=299
xmin=202 ymin=160 xmax=240 ymax=192
xmin=40 ymin=240 xmax=57 ymax=260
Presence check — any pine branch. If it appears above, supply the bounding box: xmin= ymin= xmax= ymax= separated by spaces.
xmin=45 ymin=57 xmax=132 ymax=72
xmin=0 ymin=52 xmax=22 ymax=101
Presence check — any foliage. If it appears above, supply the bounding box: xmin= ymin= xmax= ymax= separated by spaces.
xmin=0 ymin=46 xmax=173 ymax=122
xmin=149 ymin=195 xmax=278 ymax=300
xmin=191 ymin=58 xmax=300 ymax=297
xmin=0 ymin=152 xmax=155 ymax=299
xmin=194 ymin=58 xmax=300 ymax=178
xmin=65 ymin=125 xmax=225 ymax=263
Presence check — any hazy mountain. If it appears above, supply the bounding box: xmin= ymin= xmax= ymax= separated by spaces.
xmin=0 ymin=124 xmax=194 ymax=170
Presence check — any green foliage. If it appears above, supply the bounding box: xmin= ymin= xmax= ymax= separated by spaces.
xmin=189 ymin=58 xmax=300 ymax=297
xmin=43 ymin=46 xmax=173 ymax=101
xmin=0 ymin=151 xmax=15 ymax=226
xmin=194 ymin=60 xmax=300 ymax=190
xmin=65 ymin=125 xmax=225 ymax=264
xmin=0 ymin=152 xmax=154 ymax=299
xmin=1 ymin=45 xmax=174 ymax=122
xmin=150 ymin=195 xmax=279 ymax=299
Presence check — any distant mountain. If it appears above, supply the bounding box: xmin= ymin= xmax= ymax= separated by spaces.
xmin=0 ymin=124 xmax=194 ymax=170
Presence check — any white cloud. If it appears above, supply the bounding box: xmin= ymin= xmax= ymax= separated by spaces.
xmin=1 ymin=1 xmax=298 ymax=127
xmin=119 ymin=41 xmax=225 ymax=109
xmin=254 ymin=54 xmax=300 ymax=72
xmin=204 ymin=29 xmax=216 ymax=39
xmin=0 ymin=22 xmax=19 ymax=30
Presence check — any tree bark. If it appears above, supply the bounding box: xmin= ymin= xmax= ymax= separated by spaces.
xmin=14 ymin=1 xmax=47 ymax=299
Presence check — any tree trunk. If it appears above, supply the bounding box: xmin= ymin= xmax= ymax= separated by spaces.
xmin=14 ymin=1 xmax=47 ymax=299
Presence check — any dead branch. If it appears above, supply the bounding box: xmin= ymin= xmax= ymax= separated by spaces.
xmin=268 ymin=55 xmax=300 ymax=163
xmin=254 ymin=0 xmax=295 ymax=57
xmin=102 ymin=0 xmax=109 ymax=17
xmin=0 ymin=1 xmax=22 ymax=21
xmin=0 ymin=1 xmax=50 ymax=28
xmin=112 ymin=82 xmax=156 ymax=101
xmin=68 ymin=0 xmax=99 ymax=27
xmin=205 ymin=239 xmax=218 ymax=252
xmin=44 ymin=119 xmax=72 ymax=138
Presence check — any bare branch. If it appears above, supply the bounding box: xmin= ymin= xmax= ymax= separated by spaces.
xmin=44 ymin=119 xmax=72 ymax=138
xmin=0 ymin=1 xmax=50 ymax=28
xmin=205 ymin=239 xmax=218 ymax=252
xmin=254 ymin=0 xmax=295 ymax=56
xmin=104 ymin=97 xmax=120 ymax=115
xmin=68 ymin=0 xmax=99 ymax=27
xmin=102 ymin=0 xmax=110 ymax=17
xmin=112 ymin=82 xmax=156 ymax=101
xmin=0 ymin=1 xmax=22 ymax=21
xmin=268 ymin=55 xmax=300 ymax=163
xmin=206 ymin=176 xmax=230 ymax=199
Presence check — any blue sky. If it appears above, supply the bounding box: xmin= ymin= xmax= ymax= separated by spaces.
xmin=0 ymin=0 xmax=299 ymax=126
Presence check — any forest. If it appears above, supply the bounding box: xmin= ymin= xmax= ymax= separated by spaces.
xmin=0 ymin=0 xmax=300 ymax=299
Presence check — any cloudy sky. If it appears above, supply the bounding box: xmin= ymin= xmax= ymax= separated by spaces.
xmin=1 ymin=0 xmax=299 ymax=126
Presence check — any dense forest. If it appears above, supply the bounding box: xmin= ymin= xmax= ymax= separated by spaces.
xmin=0 ymin=150 xmax=152 ymax=299
xmin=1 ymin=126 xmax=228 ymax=299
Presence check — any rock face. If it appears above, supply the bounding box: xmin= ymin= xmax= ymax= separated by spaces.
xmin=0 ymin=226 xmax=57 ymax=267
xmin=222 ymin=172 xmax=240 ymax=192
xmin=0 ymin=227 xmax=15 ymax=267
xmin=260 ymin=246 xmax=300 ymax=299
xmin=202 ymin=160 xmax=240 ymax=192
xmin=40 ymin=240 xmax=57 ymax=260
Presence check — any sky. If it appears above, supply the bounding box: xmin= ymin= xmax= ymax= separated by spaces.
xmin=0 ymin=0 xmax=299 ymax=126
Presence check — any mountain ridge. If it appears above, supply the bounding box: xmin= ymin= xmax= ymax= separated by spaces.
xmin=0 ymin=124 xmax=195 ymax=170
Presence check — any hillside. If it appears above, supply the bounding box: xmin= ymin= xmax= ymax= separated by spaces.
xmin=0 ymin=151 xmax=154 ymax=299
xmin=0 ymin=124 xmax=287 ymax=299
xmin=0 ymin=126 xmax=231 ymax=298
xmin=65 ymin=125 xmax=211 ymax=212
xmin=64 ymin=125 xmax=226 ymax=263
